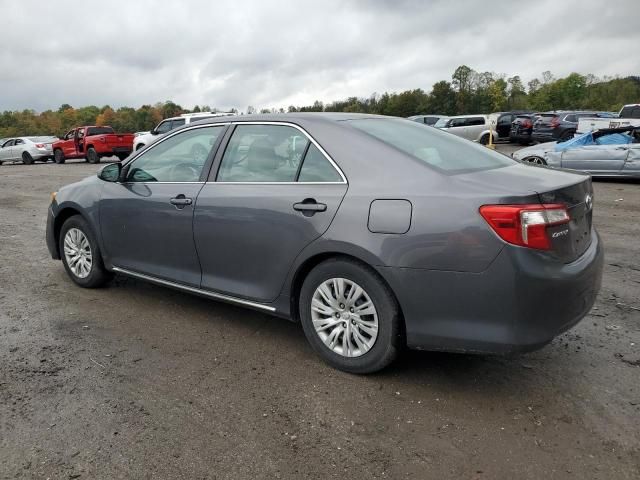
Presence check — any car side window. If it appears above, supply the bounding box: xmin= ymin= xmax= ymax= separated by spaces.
xmin=171 ymin=119 xmax=186 ymax=129
xmin=467 ymin=117 xmax=485 ymax=126
xmin=2 ymin=139 xmax=15 ymax=147
xmin=298 ymin=144 xmax=342 ymax=182
xmin=564 ymin=114 xmax=577 ymax=123
xmin=217 ymin=125 xmax=309 ymax=182
xmin=125 ymin=126 xmax=223 ymax=183
xmin=449 ymin=118 xmax=466 ymax=128
xmin=65 ymin=130 xmax=75 ymax=140
xmin=155 ymin=120 xmax=173 ymax=135
xmin=15 ymin=139 xmax=24 ymax=145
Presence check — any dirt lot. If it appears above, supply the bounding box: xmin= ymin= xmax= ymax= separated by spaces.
xmin=1 ymin=152 xmax=639 ymax=479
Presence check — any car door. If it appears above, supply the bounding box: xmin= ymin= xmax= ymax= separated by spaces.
xmin=61 ymin=130 xmax=77 ymax=157
xmin=466 ymin=117 xmax=486 ymax=140
xmin=0 ymin=139 xmax=15 ymax=161
xmin=621 ymin=143 xmax=640 ymax=176
xmin=445 ymin=118 xmax=468 ymax=139
xmin=99 ymin=124 xmax=227 ymax=286
xmin=13 ymin=139 xmax=26 ymax=159
xmin=193 ymin=123 xmax=348 ymax=302
xmin=561 ymin=144 xmax=629 ymax=174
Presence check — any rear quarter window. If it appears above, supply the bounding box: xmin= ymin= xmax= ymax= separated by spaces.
xmin=348 ymin=118 xmax=515 ymax=173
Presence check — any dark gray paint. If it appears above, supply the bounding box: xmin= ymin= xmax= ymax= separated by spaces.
xmin=46 ymin=113 xmax=604 ymax=354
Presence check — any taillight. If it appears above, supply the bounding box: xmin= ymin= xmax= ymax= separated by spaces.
xmin=523 ymin=120 xmax=532 ymax=128
xmin=35 ymin=143 xmax=45 ymax=148
xmin=549 ymin=116 xmax=560 ymax=128
xmin=479 ymin=204 xmax=570 ymax=250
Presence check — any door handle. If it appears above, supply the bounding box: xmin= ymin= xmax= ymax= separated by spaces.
xmin=293 ymin=199 xmax=327 ymax=216
xmin=170 ymin=195 xmax=193 ymax=208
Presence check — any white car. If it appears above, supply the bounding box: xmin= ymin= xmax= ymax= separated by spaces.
xmin=434 ymin=114 xmax=498 ymax=144
xmin=134 ymin=112 xmax=236 ymax=151
xmin=0 ymin=136 xmax=58 ymax=165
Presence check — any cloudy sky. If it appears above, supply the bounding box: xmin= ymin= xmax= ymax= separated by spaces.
xmin=0 ymin=0 xmax=638 ymax=112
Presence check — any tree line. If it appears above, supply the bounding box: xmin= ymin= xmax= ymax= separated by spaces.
xmin=1 ymin=65 xmax=638 ymax=138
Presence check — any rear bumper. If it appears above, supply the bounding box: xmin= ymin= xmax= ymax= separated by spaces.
xmin=378 ymin=228 xmax=604 ymax=354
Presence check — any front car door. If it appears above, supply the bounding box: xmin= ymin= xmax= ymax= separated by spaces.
xmin=99 ymin=124 xmax=227 ymax=286
xmin=194 ymin=122 xmax=348 ymax=302
xmin=61 ymin=130 xmax=78 ymax=157
xmin=0 ymin=139 xmax=15 ymax=161
xmin=445 ymin=118 xmax=468 ymax=139
xmin=561 ymin=144 xmax=629 ymax=174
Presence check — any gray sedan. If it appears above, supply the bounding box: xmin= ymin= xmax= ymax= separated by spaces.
xmin=0 ymin=136 xmax=57 ymax=165
xmin=513 ymin=127 xmax=640 ymax=178
xmin=46 ymin=113 xmax=603 ymax=373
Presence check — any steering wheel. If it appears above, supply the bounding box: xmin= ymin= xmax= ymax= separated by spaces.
xmin=170 ymin=163 xmax=200 ymax=182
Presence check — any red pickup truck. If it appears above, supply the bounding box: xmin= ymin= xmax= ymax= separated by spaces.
xmin=52 ymin=126 xmax=134 ymax=164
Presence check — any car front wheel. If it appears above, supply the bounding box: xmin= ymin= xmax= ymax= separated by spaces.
xmin=299 ymin=258 xmax=403 ymax=374
xmin=60 ymin=216 xmax=112 ymax=288
xmin=54 ymin=149 xmax=65 ymax=164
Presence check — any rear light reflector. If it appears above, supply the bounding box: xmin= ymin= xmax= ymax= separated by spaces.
xmin=479 ymin=204 xmax=570 ymax=250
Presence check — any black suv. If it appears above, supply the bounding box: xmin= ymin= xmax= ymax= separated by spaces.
xmin=509 ymin=113 xmax=539 ymax=145
xmin=493 ymin=111 xmax=533 ymax=140
xmin=532 ymin=111 xmax=608 ymax=143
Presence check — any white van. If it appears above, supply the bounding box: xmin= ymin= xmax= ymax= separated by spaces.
xmin=434 ymin=114 xmax=498 ymax=144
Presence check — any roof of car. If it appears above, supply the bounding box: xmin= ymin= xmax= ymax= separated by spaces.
xmin=189 ymin=112 xmax=395 ymax=126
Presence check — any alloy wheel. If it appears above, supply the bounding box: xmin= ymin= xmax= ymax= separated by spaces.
xmin=63 ymin=228 xmax=93 ymax=279
xmin=311 ymin=278 xmax=379 ymax=357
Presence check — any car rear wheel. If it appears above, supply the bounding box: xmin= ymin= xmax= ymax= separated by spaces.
xmin=60 ymin=216 xmax=112 ymax=288
xmin=22 ymin=152 xmax=34 ymax=165
xmin=299 ymin=258 xmax=403 ymax=374
xmin=87 ymin=147 xmax=100 ymax=164
xmin=54 ymin=149 xmax=65 ymax=164
xmin=479 ymin=134 xmax=490 ymax=145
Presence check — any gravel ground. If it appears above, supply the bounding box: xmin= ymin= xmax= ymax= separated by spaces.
xmin=1 ymin=152 xmax=639 ymax=479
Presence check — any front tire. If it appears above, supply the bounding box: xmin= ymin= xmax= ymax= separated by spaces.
xmin=22 ymin=152 xmax=34 ymax=165
xmin=59 ymin=216 xmax=112 ymax=288
xmin=299 ymin=258 xmax=403 ymax=374
xmin=524 ymin=156 xmax=546 ymax=165
xmin=54 ymin=149 xmax=65 ymax=164
xmin=87 ymin=147 xmax=100 ymax=164
xmin=479 ymin=134 xmax=490 ymax=145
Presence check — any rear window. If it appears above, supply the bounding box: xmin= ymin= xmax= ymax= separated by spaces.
xmin=619 ymin=106 xmax=640 ymax=119
xmin=348 ymin=118 xmax=515 ymax=173
xmin=87 ymin=127 xmax=115 ymax=136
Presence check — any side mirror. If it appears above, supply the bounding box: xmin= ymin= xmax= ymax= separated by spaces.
xmin=98 ymin=163 xmax=122 ymax=182
xmin=150 ymin=129 xmax=158 ymax=135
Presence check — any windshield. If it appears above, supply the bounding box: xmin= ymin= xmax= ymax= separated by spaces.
xmin=433 ymin=118 xmax=449 ymax=128
xmin=348 ymin=118 xmax=515 ymax=173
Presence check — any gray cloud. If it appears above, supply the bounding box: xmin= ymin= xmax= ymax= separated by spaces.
xmin=0 ymin=0 xmax=638 ymax=112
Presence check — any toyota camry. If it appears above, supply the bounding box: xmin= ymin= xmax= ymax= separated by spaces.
xmin=46 ymin=113 xmax=603 ymax=373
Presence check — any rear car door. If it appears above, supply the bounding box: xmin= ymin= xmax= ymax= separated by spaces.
xmin=99 ymin=125 xmax=227 ymax=286
xmin=194 ymin=123 xmax=348 ymax=302
xmin=445 ymin=118 xmax=468 ymax=138
xmin=561 ymin=144 xmax=629 ymax=174
xmin=466 ymin=117 xmax=486 ymax=140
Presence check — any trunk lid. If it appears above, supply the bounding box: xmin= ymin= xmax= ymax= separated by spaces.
xmin=454 ymin=163 xmax=594 ymax=263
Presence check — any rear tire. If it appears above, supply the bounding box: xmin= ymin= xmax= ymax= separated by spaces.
xmin=524 ymin=156 xmax=546 ymax=165
xmin=479 ymin=134 xmax=490 ymax=145
xmin=22 ymin=152 xmax=34 ymax=165
xmin=87 ymin=147 xmax=99 ymax=164
xmin=54 ymin=149 xmax=65 ymax=164
xmin=299 ymin=258 xmax=403 ymax=374
xmin=59 ymin=215 xmax=112 ymax=288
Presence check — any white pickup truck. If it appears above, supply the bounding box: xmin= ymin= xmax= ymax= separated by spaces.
xmin=577 ymin=104 xmax=640 ymax=133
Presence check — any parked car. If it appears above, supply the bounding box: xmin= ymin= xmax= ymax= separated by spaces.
xmin=134 ymin=112 xmax=236 ymax=151
xmin=434 ymin=114 xmax=498 ymax=144
xmin=52 ymin=126 xmax=134 ymax=164
xmin=489 ymin=111 xmax=534 ymax=140
xmin=46 ymin=113 xmax=603 ymax=373
xmin=513 ymin=126 xmax=640 ymax=178
xmin=532 ymin=111 xmax=610 ymax=143
xmin=408 ymin=115 xmax=448 ymax=126
xmin=0 ymin=136 xmax=58 ymax=165
xmin=509 ymin=113 xmax=539 ymax=145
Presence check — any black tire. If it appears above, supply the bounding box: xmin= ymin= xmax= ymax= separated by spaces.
xmin=135 ymin=143 xmax=145 ymax=151
xmin=524 ymin=156 xmax=546 ymax=165
xmin=299 ymin=258 xmax=403 ymax=374
xmin=22 ymin=152 xmax=34 ymax=165
xmin=87 ymin=147 xmax=100 ymax=164
xmin=54 ymin=149 xmax=65 ymax=164
xmin=479 ymin=134 xmax=490 ymax=145
xmin=59 ymin=215 xmax=112 ymax=288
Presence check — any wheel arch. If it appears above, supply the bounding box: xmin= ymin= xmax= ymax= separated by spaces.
xmin=52 ymin=205 xmax=93 ymax=258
